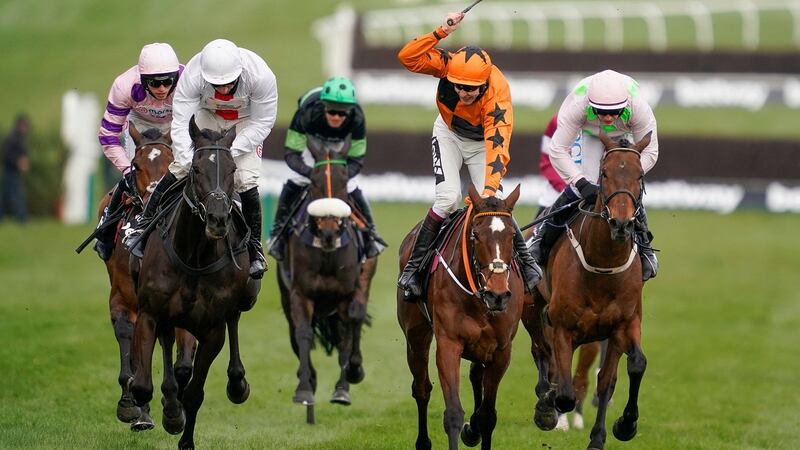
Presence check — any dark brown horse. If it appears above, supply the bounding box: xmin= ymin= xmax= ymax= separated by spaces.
xmin=277 ymin=137 xmax=377 ymax=423
xmin=397 ymin=184 xmax=525 ymax=450
xmin=94 ymin=124 xmax=196 ymax=430
xmin=523 ymin=133 xmax=652 ymax=450
xmin=130 ymin=117 xmax=259 ymax=450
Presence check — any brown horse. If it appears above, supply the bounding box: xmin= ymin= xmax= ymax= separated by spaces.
xmin=94 ymin=124 xmax=196 ymax=430
xmin=277 ymin=137 xmax=377 ymax=423
xmin=554 ymin=341 xmax=603 ymax=431
xmin=397 ymin=184 xmax=525 ymax=450
xmin=523 ymin=133 xmax=652 ymax=450
xmin=130 ymin=118 xmax=259 ymax=450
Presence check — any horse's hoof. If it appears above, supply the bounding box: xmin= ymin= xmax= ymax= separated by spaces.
xmin=227 ymin=379 xmax=250 ymax=404
xmin=460 ymin=422 xmax=481 ymax=447
xmin=555 ymin=394 xmax=576 ymax=414
xmin=330 ymin=388 xmax=351 ymax=405
xmin=571 ymin=412 xmax=585 ymax=430
xmin=130 ymin=411 xmax=155 ymax=432
xmin=555 ymin=413 xmax=569 ymax=431
xmin=534 ymin=401 xmax=559 ymax=431
xmin=293 ymin=390 xmax=315 ymax=405
xmin=612 ymin=417 xmax=637 ymax=441
xmin=162 ymin=408 xmax=186 ymax=435
xmin=116 ymin=399 xmax=141 ymax=423
xmin=178 ymin=438 xmax=195 ymax=450
xmin=345 ymin=364 xmax=365 ymax=384
xmin=415 ymin=437 xmax=433 ymax=450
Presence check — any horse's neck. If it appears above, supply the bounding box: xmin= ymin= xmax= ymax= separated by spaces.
xmin=171 ymin=202 xmax=223 ymax=262
xmin=575 ymin=213 xmax=633 ymax=264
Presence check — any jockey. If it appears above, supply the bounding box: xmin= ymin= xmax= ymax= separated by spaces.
xmin=528 ymin=69 xmax=659 ymax=281
xmin=122 ymin=38 xmax=278 ymax=279
xmin=93 ymin=43 xmax=183 ymax=261
xmin=266 ymin=76 xmax=387 ymax=261
xmin=396 ymin=11 xmax=542 ymax=300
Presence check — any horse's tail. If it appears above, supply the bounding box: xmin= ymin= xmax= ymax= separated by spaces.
xmin=312 ymin=314 xmax=342 ymax=356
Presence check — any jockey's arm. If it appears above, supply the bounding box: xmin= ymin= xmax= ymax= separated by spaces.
xmin=231 ymin=61 xmax=278 ymax=158
xmin=397 ymin=27 xmax=452 ymax=78
xmin=98 ymin=73 xmax=134 ymax=174
xmin=630 ymin=96 xmax=659 ymax=174
xmin=480 ymin=81 xmax=512 ymax=197
xmin=170 ymin=62 xmax=203 ymax=170
xmin=549 ymin=94 xmax=588 ymax=186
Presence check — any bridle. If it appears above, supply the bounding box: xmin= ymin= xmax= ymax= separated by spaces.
xmin=183 ymin=145 xmax=233 ymax=222
xmin=131 ymin=140 xmax=173 ymax=207
xmin=460 ymin=209 xmax=514 ymax=299
xmin=580 ymin=147 xmax=644 ymax=222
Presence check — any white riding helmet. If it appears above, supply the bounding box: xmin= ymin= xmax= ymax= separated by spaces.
xmin=200 ymin=39 xmax=243 ymax=85
xmin=587 ymin=70 xmax=629 ymax=110
xmin=138 ymin=43 xmax=180 ymax=76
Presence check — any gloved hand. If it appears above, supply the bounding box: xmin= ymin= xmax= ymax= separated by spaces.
xmin=574 ymin=177 xmax=599 ymax=200
xmin=122 ymin=169 xmax=137 ymax=193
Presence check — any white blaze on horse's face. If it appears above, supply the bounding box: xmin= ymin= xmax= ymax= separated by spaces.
xmin=496 ymin=243 xmax=501 ymax=261
xmin=489 ymin=217 xmax=506 ymax=233
xmin=147 ymin=148 xmax=162 ymax=161
xmin=209 ymin=154 xmax=216 ymax=164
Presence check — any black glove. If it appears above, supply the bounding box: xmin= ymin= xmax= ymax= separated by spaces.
xmin=122 ymin=169 xmax=136 ymax=193
xmin=575 ymin=177 xmax=599 ymax=200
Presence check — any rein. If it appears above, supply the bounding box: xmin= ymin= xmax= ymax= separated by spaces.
xmin=130 ymin=140 xmax=173 ymax=206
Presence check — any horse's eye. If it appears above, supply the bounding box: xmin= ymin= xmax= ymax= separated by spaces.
xmin=132 ymin=162 xmax=140 ymax=171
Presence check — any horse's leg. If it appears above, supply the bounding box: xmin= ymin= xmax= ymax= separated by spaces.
xmin=178 ymin=326 xmax=225 ymax=450
xmin=280 ymin=274 xmax=317 ymax=393
xmin=331 ymin=311 xmax=354 ymax=405
xmin=346 ymin=256 xmax=377 ymax=384
xmin=611 ymin=319 xmax=646 ymax=443
xmin=436 ymin=337 xmax=465 ymax=450
xmin=174 ymin=328 xmax=196 ymax=400
xmin=552 ymin=327 xmax=577 ymax=414
xmin=130 ymin=311 xmax=157 ymax=431
xmin=587 ymin=336 xmax=623 ymax=450
xmin=522 ymin=295 xmax=558 ymax=430
xmin=225 ymin=311 xmax=250 ymax=404
xmin=460 ymin=362 xmax=483 ymax=447
xmin=289 ymin=291 xmax=316 ymax=405
xmin=158 ymin=326 xmax=185 ymax=435
xmin=404 ymin=321 xmax=434 ymax=450
xmin=469 ymin=348 xmax=512 ymax=450
xmin=110 ymin=301 xmax=140 ymax=423
xmin=572 ymin=342 xmax=600 ymax=430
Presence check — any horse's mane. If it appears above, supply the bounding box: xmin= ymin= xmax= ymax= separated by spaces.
xmin=197 ymin=128 xmax=226 ymax=143
xmin=478 ymin=195 xmax=506 ymax=212
xmin=141 ymin=128 xmax=165 ymax=142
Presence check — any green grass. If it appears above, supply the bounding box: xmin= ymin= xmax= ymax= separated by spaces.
xmin=1 ymin=204 xmax=799 ymax=449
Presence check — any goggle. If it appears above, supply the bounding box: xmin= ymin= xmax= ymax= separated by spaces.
xmin=144 ymin=77 xmax=175 ymax=88
xmin=453 ymin=83 xmax=481 ymax=93
xmin=325 ymin=108 xmax=350 ymax=117
xmin=592 ymin=107 xmax=625 ymax=117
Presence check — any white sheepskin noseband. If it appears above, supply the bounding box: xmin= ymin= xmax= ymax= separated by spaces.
xmin=307 ymin=198 xmax=351 ymax=218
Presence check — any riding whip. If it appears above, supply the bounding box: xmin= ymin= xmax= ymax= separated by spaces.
xmin=519 ymin=199 xmax=582 ymax=232
xmin=447 ymin=0 xmax=484 ymax=26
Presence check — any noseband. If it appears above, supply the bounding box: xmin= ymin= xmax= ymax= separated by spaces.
xmin=183 ymin=145 xmax=233 ymax=222
xmin=464 ymin=210 xmax=513 ymax=298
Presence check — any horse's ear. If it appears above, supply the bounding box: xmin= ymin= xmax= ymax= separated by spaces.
xmin=504 ymin=184 xmax=521 ymax=210
xmin=306 ymin=137 xmax=323 ymax=160
xmin=633 ymin=131 xmax=652 ymax=153
xmin=467 ymin=184 xmax=481 ymax=206
xmin=189 ymin=115 xmax=201 ymax=142
xmin=221 ymin=126 xmax=236 ymax=148
xmin=597 ymin=131 xmax=614 ymax=151
xmin=129 ymin=121 xmax=142 ymax=146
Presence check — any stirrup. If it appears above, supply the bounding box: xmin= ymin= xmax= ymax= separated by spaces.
xmin=640 ymin=250 xmax=658 ymax=282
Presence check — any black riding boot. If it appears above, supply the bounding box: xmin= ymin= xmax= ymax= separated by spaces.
xmin=528 ymin=189 xmax=579 ymax=265
xmin=240 ymin=187 xmax=267 ymax=279
xmin=94 ymin=178 xmax=127 ymax=261
xmin=266 ymin=180 xmax=305 ymax=261
xmin=513 ymin=221 xmax=542 ymax=293
xmin=350 ymin=188 xmax=387 ymax=258
xmin=123 ymin=171 xmax=177 ymax=258
xmin=397 ymin=212 xmax=442 ymax=301
xmin=634 ymin=206 xmax=658 ymax=282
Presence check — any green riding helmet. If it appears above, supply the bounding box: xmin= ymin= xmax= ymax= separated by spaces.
xmin=320 ymin=76 xmax=357 ymax=106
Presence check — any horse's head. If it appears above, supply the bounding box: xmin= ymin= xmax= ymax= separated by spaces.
xmin=305 ymin=137 xmax=351 ymax=252
xmin=597 ymin=132 xmax=651 ymax=241
xmin=129 ymin=123 xmax=174 ymax=203
xmin=188 ymin=116 xmax=237 ymax=240
xmin=467 ymin=184 xmax=521 ymax=313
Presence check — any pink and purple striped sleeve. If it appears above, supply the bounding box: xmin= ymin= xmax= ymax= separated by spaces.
xmin=98 ymin=76 xmax=134 ymax=173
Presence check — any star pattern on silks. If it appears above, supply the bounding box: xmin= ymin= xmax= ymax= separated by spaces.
xmin=488 ymin=154 xmax=505 ymax=175
xmin=488 ymin=103 xmax=507 ymax=126
xmin=462 ymin=46 xmax=487 ymax=63
xmin=487 ymin=128 xmax=505 ymax=149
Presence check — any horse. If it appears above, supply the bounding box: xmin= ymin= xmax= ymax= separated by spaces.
xmin=397 ymin=184 xmax=525 ymax=450
xmin=554 ymin=341 xmax=604 ymax=431
xmin=276 ymin=137 xmax=377 ymax=424
xmin=130 ymin=117 xmax=260 ymax=450
xmin=93 ymin=124 xmax=196 ymax=430
xmin=522 ymin=132 xmax=652 ymax=450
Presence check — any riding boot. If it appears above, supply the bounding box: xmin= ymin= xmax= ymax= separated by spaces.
xmin=240 ymin=187 xmax=267 ymax=279
xmin=93 ymin=178 xmax=127 ymax=261
xmin=266 ymin=180 xmax=305 ymax=261
xmin=397 ymin=211 xmax=443 ymax=301
xmin=634 ymin=206 xmax=658 ymax=282
xmin=528 ymin=189 xmax=580 ymax=265
xmin=122 ymin=171 xmax=177 ymax=258
xmin=513 ymin=221 xmax=542 ymax=293
xmin=349 ymin=188 xmax=387 ymax=258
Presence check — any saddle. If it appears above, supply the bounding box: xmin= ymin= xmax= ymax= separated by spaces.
xmin=415 ymin=207 xmax=470 ymax=297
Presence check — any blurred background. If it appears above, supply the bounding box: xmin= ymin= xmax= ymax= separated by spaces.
xmin=1 ymin=1 xmax=799 ymax=449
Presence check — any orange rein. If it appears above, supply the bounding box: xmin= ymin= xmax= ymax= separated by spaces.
xmin=460 ymin=206 xmax=513 ymax=294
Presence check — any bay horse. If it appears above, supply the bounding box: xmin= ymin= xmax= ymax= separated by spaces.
xmin=130 ymin=117 xmax=259 ymax=450
xmin=523 ymin=132 xmax=652 ymax=450
xmin=397 ymin=184 xmax=525 ymax=450
xmin=277 ymin=137 xmax=377 ymax=423
xmin=94 ymin=124 xmax=195 ymax=430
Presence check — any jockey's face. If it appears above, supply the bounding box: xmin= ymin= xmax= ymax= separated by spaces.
xmin=454 ymin=83 xmax=482 ymax=105
xmin=324 ymin=108 xmax=349 ymax=128
xmin=144 ymin=77 xmax=174 ymax=100
xmin=592 ymin=107 xmax=624 ymax=126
